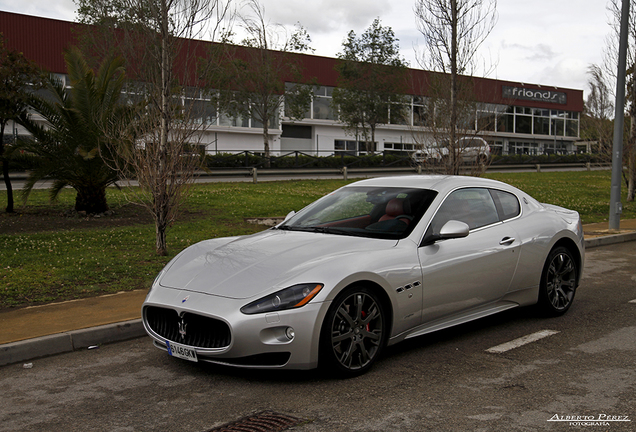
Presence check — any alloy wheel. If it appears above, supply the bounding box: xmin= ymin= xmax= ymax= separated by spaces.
xmin=545 ymin=250 xmax=577 ymax=311
xmin=329 ymin=291 xmax=384 ymax=371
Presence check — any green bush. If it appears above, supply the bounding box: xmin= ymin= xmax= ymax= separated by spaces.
xmin=203 ymin=152 xmax=413 ymax=170
xmin=491 ymin=153 xmax=606 ymax=165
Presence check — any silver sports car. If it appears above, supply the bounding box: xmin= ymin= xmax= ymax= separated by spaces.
xmin=142 ymin=175 xmax=584 ymax=375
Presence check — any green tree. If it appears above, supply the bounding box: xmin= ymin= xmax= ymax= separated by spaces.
xmin=0 ymin=33 xmax=45 ymax=213
xmin=17 ymin=48 xmax=130 ymax=214
xmin=331 ymin=18 xmax=409 ymax=154
xmin=207 ymin=0 xmax=314 ymax=163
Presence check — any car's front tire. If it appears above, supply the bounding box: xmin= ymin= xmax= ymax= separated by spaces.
xmin=320 ymin=286 xmax=387 ymax=377
xmin=538 ymin=246 xmax=578 ymax=316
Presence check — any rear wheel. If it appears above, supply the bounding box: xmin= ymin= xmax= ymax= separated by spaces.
xmin=320 ymin=286 xmax=387 ymax=377
xmin=538 ymin=246 xmax=578 ymax=316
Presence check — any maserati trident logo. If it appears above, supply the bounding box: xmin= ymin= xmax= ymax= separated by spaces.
xmin=178 ymin=317 xmax=187 ymax=341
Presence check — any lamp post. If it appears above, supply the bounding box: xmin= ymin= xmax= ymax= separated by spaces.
xmin=609 ymin=0 xmax=630 ymax=231
xmin=550 ymin=114 xmax=562 ymax=155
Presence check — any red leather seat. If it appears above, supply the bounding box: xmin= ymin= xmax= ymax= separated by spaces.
xmin=379 ymin=198 xmax=411 ymax=225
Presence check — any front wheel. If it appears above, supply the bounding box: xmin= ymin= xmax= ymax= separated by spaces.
xmin=320 ymin=286 xmax=387 ymax=377
xmin=538 ymin=246 xmax=578 ymax=316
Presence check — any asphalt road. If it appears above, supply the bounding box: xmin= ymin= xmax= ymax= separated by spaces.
xmin=1 ymin=242 xmax=635 ymax=432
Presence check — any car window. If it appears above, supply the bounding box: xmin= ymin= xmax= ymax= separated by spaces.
xmin=306 ymin=191 xmax=374 ymax=223
xmin=281 ymin=186 xmax=438 ymax=240
xmin=490 ymin=189 xmax=521 ymax=221
xmin=428 ymin=188 xmax=500 ymax=234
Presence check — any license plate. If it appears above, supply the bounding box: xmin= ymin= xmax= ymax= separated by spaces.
xmin=165 ymin=341 xmax=198 ymax=362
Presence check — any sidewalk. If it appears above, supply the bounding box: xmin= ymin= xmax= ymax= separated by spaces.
xmin=2 ymin=220 xmax=636 ymax=367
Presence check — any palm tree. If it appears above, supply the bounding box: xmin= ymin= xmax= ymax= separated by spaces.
xmin=17 ymin=47 xmax=130 ymax=214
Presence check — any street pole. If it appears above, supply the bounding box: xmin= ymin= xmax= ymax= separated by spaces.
xmin=609 ymin=0 xmax=630 ymax=231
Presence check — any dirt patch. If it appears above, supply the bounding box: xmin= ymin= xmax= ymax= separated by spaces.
xmin=0 ymin=203 xmax=154 ymax=235
xmin=244 ymin=216 xmax=285 ymax=227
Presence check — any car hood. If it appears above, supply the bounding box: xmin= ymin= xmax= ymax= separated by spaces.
xmin=159 ymin=230 xmax=396 ymax=299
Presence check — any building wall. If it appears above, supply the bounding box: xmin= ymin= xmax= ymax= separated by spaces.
xmin=1 ymin=11 xmax=584 ymax=157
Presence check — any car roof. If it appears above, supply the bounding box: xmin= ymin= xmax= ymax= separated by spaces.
xmin=346 ymin=175 xmax=515 ymax=193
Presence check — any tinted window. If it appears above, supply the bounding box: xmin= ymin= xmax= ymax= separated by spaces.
xmin=490 ymin=189 xmax=521 ymax=220
xmin=428 ymin=188 xmax=499 ymax=234
xmin=280 ymin=186 xmax=438 ymax=240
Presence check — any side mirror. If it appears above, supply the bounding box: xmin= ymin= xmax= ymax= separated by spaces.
xmin=421 ymin=220 xmax=469 ymax=246
xmin=283 ymin=210 xmax=296 ymax=222
xmin=439 ymin=220 xmax=469 ymax=239
xmin=276 ymin=210 xmax=296 ymax=227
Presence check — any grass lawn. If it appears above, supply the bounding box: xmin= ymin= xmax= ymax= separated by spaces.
xmin=0 ymin=170 xmax=633 ymax=309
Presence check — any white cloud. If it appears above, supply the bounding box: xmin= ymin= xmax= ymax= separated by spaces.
xmin=260 ymin=0 xmax=386 ymax=34
xmin=0 ymin=0 xmax=76 ymax=20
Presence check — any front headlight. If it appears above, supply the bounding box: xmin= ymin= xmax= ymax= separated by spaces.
xmin=240 ymin=283 xmax=324 ymax=315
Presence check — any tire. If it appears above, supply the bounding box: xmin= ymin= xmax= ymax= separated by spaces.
xmin=320 ymin=286 xmax=388 ymax=377
xmin=538 ymin=246 xmax=578 ymax=316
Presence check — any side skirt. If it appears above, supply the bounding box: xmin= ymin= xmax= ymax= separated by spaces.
xmin=388 ymin=302 xmax=520 ymax=346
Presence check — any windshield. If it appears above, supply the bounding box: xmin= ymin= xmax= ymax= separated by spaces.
xmin=278 ymin=186 xmax=437 ymax=239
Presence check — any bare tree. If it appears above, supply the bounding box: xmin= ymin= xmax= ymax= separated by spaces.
xmin=414 ymin=0 xmax=497 ymax=175
xmin=411 ymin=72 xmax=492 ymax=175
xmin=207 ymin=0 xmax=314 ymax=164
xmin=581 ymin=64 xmax=614 ymax=160
xmin=76 ymin=0 xmax=233 ymax=255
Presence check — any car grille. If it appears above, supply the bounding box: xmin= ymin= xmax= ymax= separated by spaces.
xmin=144 ymin=306 xmax=231 ymax=349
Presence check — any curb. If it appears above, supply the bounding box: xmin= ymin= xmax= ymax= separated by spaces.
xmin=584 ymin=231 xmax=636 ymax=249
xmin=0 ymin=320 xmax=144 ymax=367
xmin=0 ymin=233 xmax=634 ymax=367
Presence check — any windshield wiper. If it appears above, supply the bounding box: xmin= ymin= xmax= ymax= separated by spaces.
xmin=274 ymin=225 xmax=368 ymax=237
xmin=272 ymin=224 xmax=293 ymax=230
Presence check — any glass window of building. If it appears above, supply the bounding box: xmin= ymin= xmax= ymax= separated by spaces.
xmin=335 ymin=139 xmax=376 ymax=155
xmin=515 ymin=112 xmax=532 ymax=134
xmin=413 ymin=96 xmax=427 ymax=126
xmin=389 ymin=97 xmax=410 ymax=125
xmin=284 ymin=82 xmax=312 ymax=119
xmin=489 ymin=139 xmax=504 ymax=156
xmin=551 ymin=112 xmax=565 ymax=136
xmin=384 ymin=142 xmax=414 ymax=153
xmin=566 ymin=112 xmax=579 ymax=137
xmin=566 ymin=119 xmax=578 ymax=137
xmin=334 ymin=140 xmax=357 ymax=155
xmin=313 ymin=86 xmax=337 ymax=120
xmin=533 ymin=116 xmax=550 ymax=135
xmin=184 ymin=87 xmax=217 ymax=125
xmin=476 ymin=108 xmax=496 ymax=131
xmin=219 ymin=111 xmax=249 ymax=127
xmin=497 ymin=106 xmax=514 ymax=133
xmin=189 ymin=100 xmax=216 ymax=125
xmin=510 ymin=141 xmax=539 ymax=155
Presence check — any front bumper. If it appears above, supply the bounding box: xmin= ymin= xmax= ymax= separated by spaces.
xmin=142 ymin=286 xmax=330 ymax=370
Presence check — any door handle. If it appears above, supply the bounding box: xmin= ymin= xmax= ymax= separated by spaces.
xmin=499 ymin=237 xmax=515 ymax=246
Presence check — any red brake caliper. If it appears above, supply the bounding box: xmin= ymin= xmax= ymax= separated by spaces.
xmin=361 ymin=310 xmax=370 ymax=331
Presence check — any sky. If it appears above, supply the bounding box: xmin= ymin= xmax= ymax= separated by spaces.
xmin=0 ymin=0 xmax=615 ymax=96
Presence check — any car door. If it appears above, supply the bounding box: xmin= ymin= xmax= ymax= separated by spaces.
xmin=416 ymin=188 xmax=521 ymax=323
